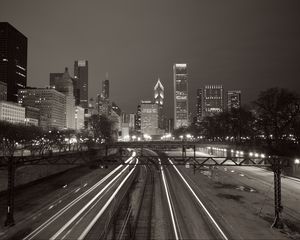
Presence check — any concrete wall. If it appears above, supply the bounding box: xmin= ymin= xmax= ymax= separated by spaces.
xmin=0 ymin=148 xmax=118 ymax=192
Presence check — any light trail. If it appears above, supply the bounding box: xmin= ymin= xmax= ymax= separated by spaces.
xmin=168 ymin=158 xmax=229 ymax=240
xmin=50 ymin=156 xmax=136 ymax=240
xmin=23 ymin=152 xmax=136 ymax=240
xmin=78 ymin=159 xmax=139 ymax=240
xmin=159 ymin=159 xmax=179 ymax=240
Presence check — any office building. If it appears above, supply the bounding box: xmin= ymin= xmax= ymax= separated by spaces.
xmin=75 ymin=106 xmax=85 ymax=130
xmin=96 ymin=94 xmax=111 ymax=116
xmin=141 ymin=101 xmax=161 ymax=136
xmin=135 ymin=104 xmax=141 ymax=132
xmin=0 ymin=101 xmax=25 ymax=124
xmin=154 ymin=78 xmax=164 ymax=129
xmin=102 ymin=72 xmax=109 ymax=100
xmin=74 ymin=60 xmax=88 ymax=109
xmin=18 ymin=88 xmax=66 ymax=130
xmin=0 ymin=22 xmax=27 ymax=102
xmin=173 ymin=63 xmax=189 ymax=129
xmin=25 ymin=106 xmax=39 ymax=126
xmin=203 ymin=85 xmax=224 ymax=116
xmin=50 ymin=68 xmax=75 ymax=129
xmin=227 ymin=90 xmax=241 ymax=111
xmin=196 ymin=88 xmax=203 ymax=122
xmin=0 ymin=81 xmax=7 ymax=100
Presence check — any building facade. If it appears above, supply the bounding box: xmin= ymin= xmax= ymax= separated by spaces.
xmin=141 ymin=101 xmax=159 ymax=136
xmin=18 ymin=88 xmax=66 ymax=130
xmin=154 ymin=78 xmax=164 ymax=129
xmin=102 ymin=73 xmax=109 ymax=100
xmin=227 ymin=90 xmax=241 ymax=111
xmin=75 ymin=106 xmax=85 ymax=130
xmin=74 ymin=60 xmax=88 ymax=109
xmin=0 ymin=22 xmax=27 ymax=102
xmin=25 ymin=106 xmax=39 ymax=126
xmin=173 ymin=63 xmax=189 ymax=129
xmin=50 ymin=68 xmax=75 ymax=129
xmin=135 ymin=104 xmax=141 ymax=132
xmin=196 ymin=88 xmax=203 ymax=122
xmin=0 ymin=101 xmax=25 ymax=124
xmin=203 ymin=85 xmax=224 ymax=116
xmin=0 ymin=81 xmax=7 ymax=101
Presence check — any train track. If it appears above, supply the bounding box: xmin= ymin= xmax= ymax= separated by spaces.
xmin=131 ymin=163 xmax=155 ymax=240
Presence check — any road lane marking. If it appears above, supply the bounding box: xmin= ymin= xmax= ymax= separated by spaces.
xmin=23 ymin=153 xmax=136 ymax=240
xmin=78 ymin=159 xmax=139 ymax=240
xmin=50 ymin=157 xmax=136 ymax=240
xmin=159 ymin=159 xmax=179 ymax=240
xmin=168 ymin=158 xmax=229 ymax=240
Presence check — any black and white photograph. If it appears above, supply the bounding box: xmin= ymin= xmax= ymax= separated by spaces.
xmin=0 ymin=1 xmax=300 ymax=239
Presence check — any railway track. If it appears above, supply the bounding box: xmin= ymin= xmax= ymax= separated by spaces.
xmin=131 ymin=164 xmax=155 ymax=240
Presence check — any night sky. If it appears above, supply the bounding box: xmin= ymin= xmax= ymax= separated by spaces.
xmin=1 ymin=0 xmax=300 ymax=117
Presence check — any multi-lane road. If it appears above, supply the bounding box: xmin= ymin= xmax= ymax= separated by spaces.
xmin=1 ymin=148 xmax=298 ymax=239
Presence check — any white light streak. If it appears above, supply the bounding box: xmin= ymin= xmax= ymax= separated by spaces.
xmin=168 ymin=158 xmax=228 ymax=240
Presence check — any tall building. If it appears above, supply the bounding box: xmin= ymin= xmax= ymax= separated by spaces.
xmin=96 ymin=94 xmax=111 ymax=116
xmin=135 ymin=104 xmax=141 ymax=132
xmin=74 ymin=60 xmax=88 ymax=109
xmin=141 ymin=101 xmax=159 ymax=136
xmin=50 ymin=68 xmax=75 ymax=129
xmin=18 ymin=88 xmax=66 ymax=130
xmin=0 ymin=101 xmax=25 ymax=124
xmin=203 ymin=85 xmax=224 ymax=116
xmin=102 ymin=72 xmax=109 ymax=100
xmin=173 ymin=63 xmax=189 ymax=129
xmin=196 ymin=88 xmax=203 ymax=122
xmin=0 ymin=22 xmax=27 ymax=102
xmin=227 ymin=90 xmax=241 ymax=111
xmin=75 ymin=106 xmax=85 ymax=130
xmin=25 ymin=106 xmax=39 ymax=126
xmin=154 ymin=78 xmax=164 ymax=129
xmin=0 ymin=81 xmax=7 ymax=100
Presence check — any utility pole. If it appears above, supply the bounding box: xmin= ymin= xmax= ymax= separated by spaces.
xmin=5 ymin=156 xmax=15 ymax=226
xmin=272 ymin=157 xmax=284 ymax=228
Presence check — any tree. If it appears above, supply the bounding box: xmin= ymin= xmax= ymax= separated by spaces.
xmin=253 ymin=87 xmax=300 ymax=152
xmin=89 ymin=114 xmax=114 ymax=143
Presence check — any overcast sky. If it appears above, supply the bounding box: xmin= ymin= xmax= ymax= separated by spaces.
xmin=1 ymin=0 xmax=300 ymax=117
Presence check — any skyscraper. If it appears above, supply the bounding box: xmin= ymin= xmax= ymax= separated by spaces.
xmin=203 ymin=85 xmax=224 ymax=116
xmin=18 ymin=88 xmax=66 ymax=130
xmin=50 ymin=68 xmax=75 ymax=129
xmin=173 ymin=63 xmax=189 ymax=129
xmin=227 ymin=90 xmax=241 ymax=111
xmin=102 ymin=72 xmax=109 ymax=100
xmin=0 ymin=22 xmax=27 ymax=102
xmin=135 ymin=104 xmax=141 ymax=132
xmin=0 ymin=81 xmax=7 ymax=101
xmin=196 ymin=88 xmax=203 ymax=122
xmin=154 ymin=78 xmax=164 ymax=129
xmin=141 ymin=101 xmax=159 ymax=136
xmin=74 ymin=60 xmax=88 ymax=109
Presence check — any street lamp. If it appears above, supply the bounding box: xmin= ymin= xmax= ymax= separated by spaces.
xmin=295 ymin=158 xmax=300 ymax=165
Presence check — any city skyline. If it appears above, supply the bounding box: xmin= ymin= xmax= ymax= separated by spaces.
xmin=1 ymin=1 xmax=300 ymax=118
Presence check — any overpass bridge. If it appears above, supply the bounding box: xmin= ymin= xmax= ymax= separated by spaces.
xmin=0 ymin=140 xmax=288 ymax=228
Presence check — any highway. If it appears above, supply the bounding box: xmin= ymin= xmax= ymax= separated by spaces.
xmin=20 ymin=152 xmax=138 ymax=240
xmin=158 ymin=156 xmax=229 ymax=240
xmin=1 ymin=148 xmax=297 ymax=239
